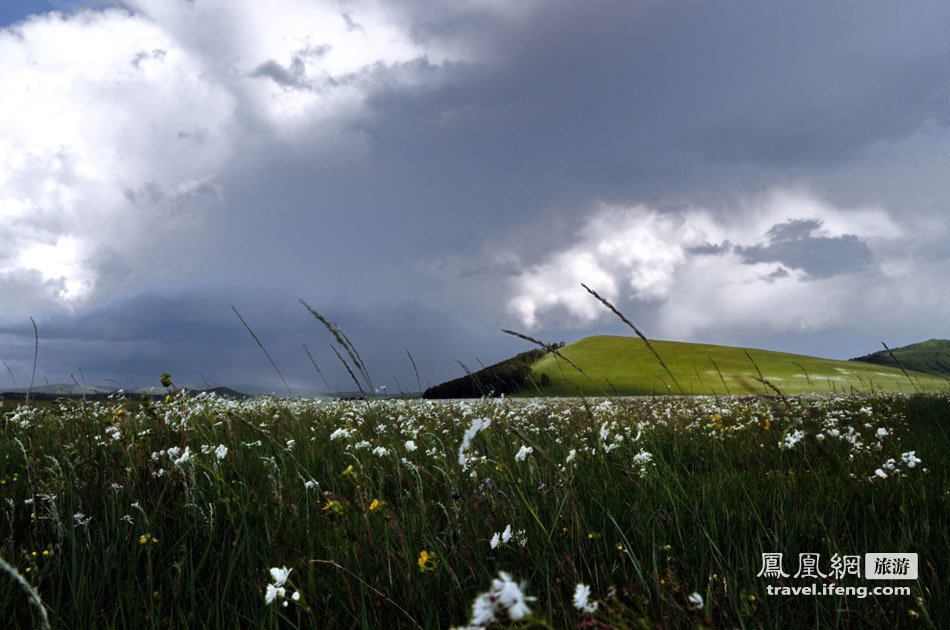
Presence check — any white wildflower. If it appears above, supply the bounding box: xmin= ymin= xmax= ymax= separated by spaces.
xmin=405 ymin=440 xmax=417 ymax=452
xmin=214 ymin=444 xmax=228 ymax=460
xmin=631 ymin=449 xmax=654 ymax=476
xmin=566 ymin=448 xmax=577 ymax=463
xmin=780 ymin=429 xmax=806 ymax=449
xmin=454 ymin=571 xmax=535 ymax=628
xmin=873 ymin=468 xmax=887 ymax=479
xmin=491 ymin=572 xmax=534 ymax=620
xmin=172 ymin=446 xmax=191 ymax=467
xmin=458 ymin=417 xmax=491 ymax=470
xmin=514 ymin=445 xmax=533 ymax=462
xmin=269 ymin=566 xmax=292 ymax=587
xmin=490 ymin=532 xmax=500 ymax=549
xmin=573 ymin=583 xmax=598 ymax=613
xmin=264 ymin=584 xmax=285 ymax=605
xmin=632 ymin=450 xmax=653 ymax=465
xmin=901 ymin=451 xmax=921 ymax=468
xmin=372 ymin=446 xmax=389 ymax=457
xmin=329 ymin=427 xmax=352 ymax=441
xmin=687 ymin=591 xmax=704 ymax=611
xmin=470 ymin=592 xmax=495 ymax=626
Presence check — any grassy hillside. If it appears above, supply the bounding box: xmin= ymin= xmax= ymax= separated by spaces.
xmin=850 ymin=338 xmax=950 ymax=377
xmin=528 ymin=335 xmax=949 ymax=396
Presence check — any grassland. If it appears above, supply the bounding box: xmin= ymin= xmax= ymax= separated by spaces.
xmin=1 ymin=386 xmax=947 ymax=628
xmin=528 ymin=336 xmax=950 ymax=397
xmin=851 ymin=339 xmax=950 ymax=378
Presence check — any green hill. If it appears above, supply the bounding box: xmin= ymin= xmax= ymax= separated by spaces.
xmin=850 ymin=338 xmax=950 ymax=377
xmin=527 ymin=335 xmax=949 ymax=396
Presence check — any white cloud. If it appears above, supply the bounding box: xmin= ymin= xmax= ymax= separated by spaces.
xmin=0 ymin=1 xmax=467 ymax=319
xmin=509 ymin=204 xmax=705 ymax=328
xmin=507 ymin=191 xmax=928 ymax=335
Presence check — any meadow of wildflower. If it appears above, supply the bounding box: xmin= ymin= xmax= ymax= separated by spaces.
xmin=0 ymin=384 xmax=947 ymax=628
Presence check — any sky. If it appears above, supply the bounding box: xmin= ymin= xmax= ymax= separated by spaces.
xmin=1 ymin=0 xmax=949 ymax=394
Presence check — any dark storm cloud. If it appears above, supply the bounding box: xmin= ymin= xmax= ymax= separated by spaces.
xmin=251 ymin=58 xmax=308 ymax=89
xmin=340 ymin=0 xmax=950 ymax=248
xmin=4 ymin=0 xmax=950 ymax=388
xmin=687 ymin=242 xmax=732 ymax=256
xmin=0 ymin=289 xmax=529 ymax=393
xmin=167 ymin=0 xmax=950 ymax=371
xmin=738 ymin=219 xmax=874 ymax=278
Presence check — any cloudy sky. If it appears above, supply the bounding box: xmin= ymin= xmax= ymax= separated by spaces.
xmin=1 ymin=0 xmax=949 ymax=393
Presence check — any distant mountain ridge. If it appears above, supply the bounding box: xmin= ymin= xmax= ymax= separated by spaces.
xmin=0 ymin=384 xmax=255 ymax=402
xmin=850 ymin=339 xmax=950 ymax=377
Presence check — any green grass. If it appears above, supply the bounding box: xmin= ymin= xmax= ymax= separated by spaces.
xmin=0 ymin=388 xmax=947 ymax=628
xmin=528 ymin=335 xmax=950 ymax=396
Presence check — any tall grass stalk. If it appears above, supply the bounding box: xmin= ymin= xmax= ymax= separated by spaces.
xmin=0 ymin=555 xmax=50 ymax=629
xmin=882 ymin=341 xmax=922 ymax=394
xmin=302 ymin=344 xmax=333 ymax=394
xmin=231 ymin=305 xmax=294 ymax=398
xmin=407 ymin=351 xmax=423 ymax=394
xmin=26 ymin=317 xmax=38 ymax=406
xmin=580 ymin=283 xmax=685 ymax=394
xmin=3 ymin=362 xmax=16 ymax=388
xmin=330 ymin=344 xmax=366 ymax=397
xmin=299 ymin=300 xmax=374 ymax=393
xmin=500 ymin=328 xmax=604 ymax=394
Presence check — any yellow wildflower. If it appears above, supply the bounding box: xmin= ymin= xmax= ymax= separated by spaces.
xmin=369 ymin=499 xmax=380 ymax=511
xmin=322 ymin=500 xmax=345 ymax=515
xmin=417 ymin=550 xmax=435 ymax=572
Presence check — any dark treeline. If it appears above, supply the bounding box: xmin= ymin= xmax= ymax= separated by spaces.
xmin=422 ymin=349 xmax=549 ymax=399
